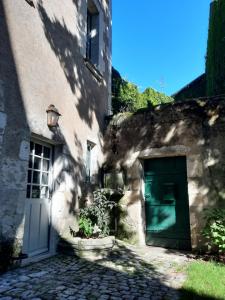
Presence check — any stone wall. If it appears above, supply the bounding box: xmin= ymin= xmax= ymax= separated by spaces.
xmin=104 ymin=99 xmax=225 ymax=249
xmin=0 ymin=0 xmax=111 ymax=260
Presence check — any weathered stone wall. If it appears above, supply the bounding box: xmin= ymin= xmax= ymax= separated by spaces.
xmin=0 ymin=1 xmax=30 ymax=256
xmin=104 ymin=99 xmax=225 ymax=249
xmin=0 ymin=0 xmax=111 ymax=259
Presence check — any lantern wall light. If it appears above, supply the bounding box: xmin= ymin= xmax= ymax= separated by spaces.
xmin=46 ymin=104 xmax=61 ymax=128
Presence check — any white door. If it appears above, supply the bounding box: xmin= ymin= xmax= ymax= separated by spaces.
xmin=23 ymin=140 xmax=52 ymax=257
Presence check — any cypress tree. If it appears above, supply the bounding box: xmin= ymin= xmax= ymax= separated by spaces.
xmin=206 ymin=0 xmax=225 ymax=96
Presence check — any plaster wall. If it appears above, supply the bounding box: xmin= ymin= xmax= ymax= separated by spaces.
xmin=0 ymin=0 xmax=111 ymax=257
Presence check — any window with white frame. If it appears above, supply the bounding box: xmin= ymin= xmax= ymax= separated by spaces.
xmin=86 ymin=0 xmax=100 ymax=67
xmin=26 ymin=141 xmax=52 ymax=199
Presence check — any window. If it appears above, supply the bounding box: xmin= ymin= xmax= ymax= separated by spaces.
xmin=26 ymin=141 xmax=52 ymax=199
xmin=86 ymin=141 xmax=95 ymax=183
xmin=86 ymin=1 xmax=99 ymax=67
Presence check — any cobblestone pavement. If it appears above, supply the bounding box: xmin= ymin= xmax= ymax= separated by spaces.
xmin=0 ymin=242 xmax=192 ymax=300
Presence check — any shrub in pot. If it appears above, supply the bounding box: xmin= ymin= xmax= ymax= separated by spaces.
xmin=76 ymin=189 xmax=118 ymax=238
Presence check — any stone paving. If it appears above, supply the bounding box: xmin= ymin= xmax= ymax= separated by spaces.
xmin=0 ymin=242 xmax=192 ymax=300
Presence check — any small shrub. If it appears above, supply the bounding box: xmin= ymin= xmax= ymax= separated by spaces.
xmin=77 ymin=189 xmax=117 ymax=238
xmin=202 ymin=208 xmax=225 ymax=254
xmin=78 ymin=217 xmax=93 ymax=238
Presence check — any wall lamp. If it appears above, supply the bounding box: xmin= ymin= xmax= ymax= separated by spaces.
xmin=46 ymin=104 xmax=61 ymax=128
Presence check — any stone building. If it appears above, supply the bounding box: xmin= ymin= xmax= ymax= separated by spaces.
xmin=0 ymin=0 xmax=111 ymax=263
xmin=104 ymin=98 xmax=225 ymax=250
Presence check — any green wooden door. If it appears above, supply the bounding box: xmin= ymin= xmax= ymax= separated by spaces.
xmin=144 ymin=156 xmax=191 ymax=250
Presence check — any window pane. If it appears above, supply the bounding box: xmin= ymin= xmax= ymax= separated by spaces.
xmin=42 ymin=159 xmax=50 ymax=172
xmin=33 ymin=157 xmax=42 ymax=170
xmin=28 ymin=155 xmax=33 ymax=168
xmin=86 ymin=11 xmax=92 ymax=59
xmin=30 ymin=142 xmax=34 ymax=152
xmin=43 ymin=147 xmax=51 ymax=159
xmin=86 ymin=158 xmax=91 ymax=180
xmin=32 ymin=186 xmax=40 ymax=199
xmin=33 ymin=171 xmax=41 ymax=184
xmin=41 ymin=186 xmax=48 ymax=198
xmin=87 ymin=10 xmax=99 ymax=66
xmin=86 ymin=142 xmax=92 ymax=182
xmin=27 ymin=170 xmax=32 ymax=183
xmin=26 ymin=185 xmax=31 ymax=198
xmin=35 ymin=143 xmax=42 ymax=156
xmin=42 ymin=173 xmax=49 ymax=185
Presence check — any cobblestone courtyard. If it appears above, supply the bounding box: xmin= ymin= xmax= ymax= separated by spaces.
xmin=0 ymin=243 xmax=191 ymax=300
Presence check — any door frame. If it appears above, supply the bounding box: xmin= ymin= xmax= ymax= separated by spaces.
xmin=22 ymin=136 xmax=55 ymax=261
xmin=136 ymin=145 xmax=192 ymax=248
xmin=143 ymin=156 xmax=191 ymax=249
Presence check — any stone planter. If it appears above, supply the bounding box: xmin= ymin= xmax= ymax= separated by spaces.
xmin=58 ymin=236 xmax=115 ymax=260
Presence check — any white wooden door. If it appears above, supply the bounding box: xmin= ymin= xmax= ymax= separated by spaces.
xmin=23 ymin=141 xmax=52 ymax=257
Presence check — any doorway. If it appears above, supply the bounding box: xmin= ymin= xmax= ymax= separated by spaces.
xmin=23 ymin=140 xmax=53 ymax=257
xmin=144 ymin=156 xmax=191 ymax=250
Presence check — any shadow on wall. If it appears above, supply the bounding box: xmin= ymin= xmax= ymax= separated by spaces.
xmin=35 ymin=0 xmax=109 ymax=238
xmin=37 ymin=0 xmax=108 ymax=129
xmin=50 ymin=128 xmax=85 ymax=216
xmin=0 ymin=0 xmax=105 ymax=273
xmin=0 ymin=0 xmax=30 ymax=273
xmin=50 ymin=127 xmax=101 ymax=231
xmin=103 ymin=100 xmax=225 ymax=247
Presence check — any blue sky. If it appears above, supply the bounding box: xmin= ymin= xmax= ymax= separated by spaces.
xmin=112 ymin=0 xmax=211 ymax=96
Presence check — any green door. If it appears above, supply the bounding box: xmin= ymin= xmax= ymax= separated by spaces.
xmin=144 ymin=156 xmax=191 ymax=250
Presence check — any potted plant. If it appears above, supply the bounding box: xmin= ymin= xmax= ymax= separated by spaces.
xmin=59 ymin=189 xmax=122 ymax=260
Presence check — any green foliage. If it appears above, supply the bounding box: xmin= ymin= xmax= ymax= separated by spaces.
xmin=79 ymin=189 xmax=117 ymax=238
xmin=176 ymin=1 xmax=225 ymax=100
xmin=112 ymin=67 xmax=174 ymax=114
xmin=119 ymin=81 xmax=140 ymax=112
xmin=78 ymin=217 xmax=93 ymax=238
xmin=141 ymin=87 xmax=173 ymax=106
xmin=206 ymin=0 xmax=225 ymax=96
xmin=202 ymin=208 xmax=225 ymax=253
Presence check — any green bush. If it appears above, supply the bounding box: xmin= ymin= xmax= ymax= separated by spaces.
xmin=78 ymin=217 xmax=93 ymax=238
xmin=112 ymin=67 xmax=174 ymax=114
xmin=202 ymin=208 xmax=225 ymax=253
xmin=78 ymin=189 xmax=117 ymax=238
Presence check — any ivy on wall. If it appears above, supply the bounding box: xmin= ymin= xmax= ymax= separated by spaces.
xmin=173 ymin=0 xmax=225 ymax=101
xmin=206 ymin=0 xmax=225 ymax=96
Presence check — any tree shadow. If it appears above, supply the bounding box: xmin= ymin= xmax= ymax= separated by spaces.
xmin=103 ymin=98 xmax=225 ymax=250
xmin=0 ymin=0 xmax=106 ymax=272
xmin=37 ymin=0 xmax=109 ymax=129
xmin=0 ymin=0 xmax=30 ymax=273
xmin=50 ymin=127 xmax=84 ymax=213
xmin=180 ymin=289 xmax=222 ymax=300
xmin=0 ymin=241 xmax=188 ymax=299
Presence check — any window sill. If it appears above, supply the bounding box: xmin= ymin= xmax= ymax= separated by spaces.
xmin=84 ymin=58 xmax=103 ymax=82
